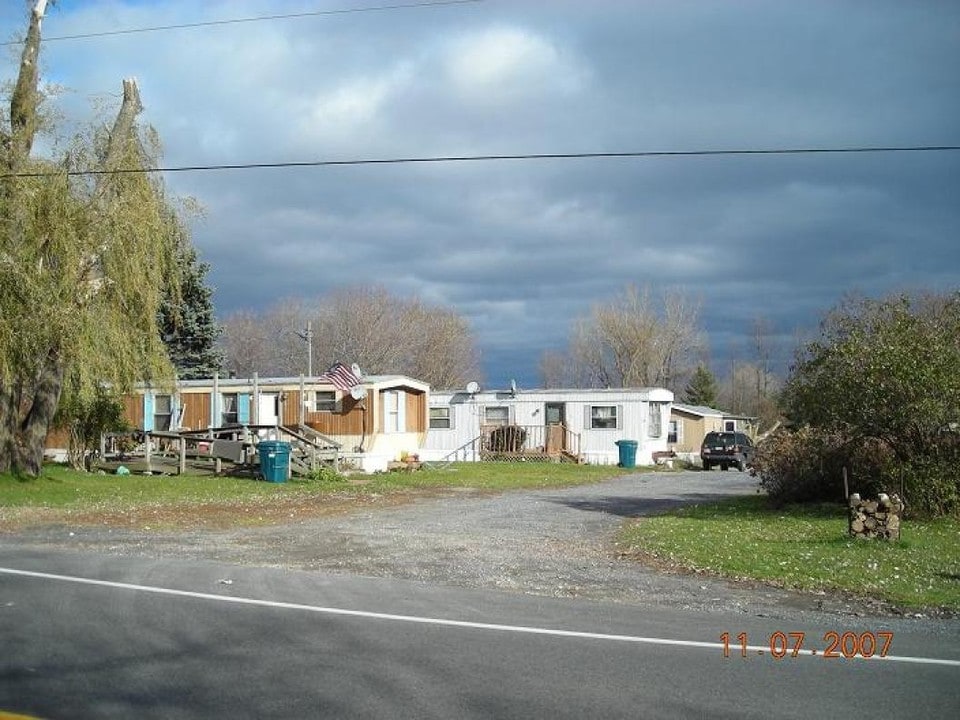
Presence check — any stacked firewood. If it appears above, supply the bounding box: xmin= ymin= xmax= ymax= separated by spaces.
xmin=848 ymin=493 xmax=903 ymax=540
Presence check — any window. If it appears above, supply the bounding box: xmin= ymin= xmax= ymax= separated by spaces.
xmin=429 ymin=407 xmax=452 ymax=429
xmin=590 ymin=405 xmax=618 ymax=430
xmin=668 ymin=419 xmax=681 ymax=444
xmin=222 ymin=393 xmax=238 ymax=425
xmin=648 ymin=402 xmax=664 ymax=438
xmin=154 ymin=394 xmax=173 ymax=431
xmin=384 ymin=391 xmax=401 ymax=433
xmin=725 ymin=420 xmax=736 ymax=431
xmin=484 ymin=406 xmax=510 ymax=426
xmin=315 ymin=391 xmax=336 ymax=412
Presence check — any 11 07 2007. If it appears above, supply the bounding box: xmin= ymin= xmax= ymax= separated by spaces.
xmin=720 ymin=631 xmax=894 ymax=659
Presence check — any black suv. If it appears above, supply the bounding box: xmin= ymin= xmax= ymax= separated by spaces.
xmin=700 ymin=431 xmax=754 ymax=471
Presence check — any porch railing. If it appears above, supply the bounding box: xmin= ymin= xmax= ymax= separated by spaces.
xmin=425 ymin=424 xmax=582 ymax=466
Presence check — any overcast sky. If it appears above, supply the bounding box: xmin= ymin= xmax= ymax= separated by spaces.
xmin=2 ymin=0 xmax=958 ymax=388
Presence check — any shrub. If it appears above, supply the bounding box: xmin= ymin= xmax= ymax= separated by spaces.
xmin=752 ymin=427 xmax=894 ymax=506
xmin=305 ymin=466 xmax=346 ymax=483
xmin=753 ymin=426 xmax=960 ymax=518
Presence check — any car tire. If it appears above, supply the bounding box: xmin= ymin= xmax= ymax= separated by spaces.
xmin=737 ymin=459 xmax=746 ymax=472
xmin=720 ymin=463 xmax=728 ymax=471
xmin=702 ymin=462 xmax=711 ymax=471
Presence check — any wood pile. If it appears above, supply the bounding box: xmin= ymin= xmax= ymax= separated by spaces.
xmin=848 ymin=493 xmax=902 ymax=541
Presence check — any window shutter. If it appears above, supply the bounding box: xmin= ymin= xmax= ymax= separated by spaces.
xmin=171 ymin=395 xmax=181 ymax=431
xmin=237 ymin=393 xmax=251 ymax=424
xmin=143 ymin=393 xmax=154 ymax=431
xmin=617 ymin=404 xmax=623 ymax=430
xmin=584 ymin=405 xmax=591 ymax=430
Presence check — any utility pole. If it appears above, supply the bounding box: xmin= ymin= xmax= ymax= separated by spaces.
xmin=296 ymin=321 xmax=313 ymax=377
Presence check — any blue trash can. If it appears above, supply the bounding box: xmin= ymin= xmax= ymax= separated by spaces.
xmin=615 ymin=440 xmax=638 ymax=468
xmin=258 ymin=440 xmax=291 ymax=482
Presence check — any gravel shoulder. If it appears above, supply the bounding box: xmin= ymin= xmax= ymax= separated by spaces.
xmin=3 ymin=470 xmax=955 ymax=631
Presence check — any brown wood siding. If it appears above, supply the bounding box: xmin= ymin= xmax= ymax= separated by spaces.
xmin=304 ymin=394 xmax=366 ymax=435
xmin=281 ymin=390 xmax=302 ymax=425
xmin=179 ymin=392 xmax=211 ymax=431
xmin=405 ymin=390 xmax=426 ymax=433
xmin=123 ymin=394 xmax=144 ymax=429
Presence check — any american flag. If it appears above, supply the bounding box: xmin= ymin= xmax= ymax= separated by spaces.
xmin=321 ymin=362 xmax=361 ymax=392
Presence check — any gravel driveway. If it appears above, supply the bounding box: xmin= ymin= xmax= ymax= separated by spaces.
xmin=6 ymin=469 xmax=939 ymax=626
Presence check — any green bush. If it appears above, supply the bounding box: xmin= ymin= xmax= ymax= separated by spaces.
xmin=752 ymin=427 xmax=894 ymax=506
xmin=780 ymin=291 xmax=960 ymax=518
xmin=900 ymin=440 xmax=960 ymax=518
xmin=304 ymin=465 xmax=347 ymax=483
xmin=753 ymin=427 xmax=960 ymax=517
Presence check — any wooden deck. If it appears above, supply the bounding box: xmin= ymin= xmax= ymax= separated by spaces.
xmin=94 ymin=424 xmax=341 ymax=478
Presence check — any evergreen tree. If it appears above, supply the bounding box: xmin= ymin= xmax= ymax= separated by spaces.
xmin=159 ymin=241 xmax=223 ymax=380
xmin=683 ymin=364 xmax=718 ymax=407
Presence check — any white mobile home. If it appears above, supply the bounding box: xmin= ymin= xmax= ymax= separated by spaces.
xmin=421 ymin=386 xmax=674 ymax=466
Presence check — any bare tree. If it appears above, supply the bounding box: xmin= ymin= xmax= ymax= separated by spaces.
xmin=218 ymin=285 xmax=480 ymax=387
xmin=558 ymin=284 xmax=702 ymax=391
xmin=719 ymin=360 xmax=781 ymax=429
xmin=401 ymin=300 xmax=481 ymax=389
xmin=311 ymin=286 xmax=408 ymax=375
xmin=219 ymin=310 xmax=276 ymax=378
xmin=538 ymin=350 xmax=570 ymax=387
xmin=716 ymin=317 xmax=783 ymax=429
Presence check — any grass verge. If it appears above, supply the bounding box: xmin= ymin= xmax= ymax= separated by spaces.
xmin=617 ymin=495 xmax=960 ymax=611
xmin=0 ymin=462 xmax=639 ymax=524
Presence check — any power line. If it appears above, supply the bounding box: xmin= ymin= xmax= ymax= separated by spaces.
xmin=0 ymin=0 xmax=484 ymax=45
xmin=3 ymin=145 xmax=958 ymax=179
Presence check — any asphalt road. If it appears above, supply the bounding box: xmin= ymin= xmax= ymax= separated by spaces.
xmin=1 ymin=548 xmax=958 ymax=719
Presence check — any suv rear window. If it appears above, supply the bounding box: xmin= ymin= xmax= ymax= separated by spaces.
xmin=703 ymin=432 xmax=752 ymax=447
xmin=704 ymin=432 xmax=734 ymax=447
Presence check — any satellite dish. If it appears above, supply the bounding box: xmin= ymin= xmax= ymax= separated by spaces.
xmin=351 ymin=363 xmax=363 ymax=379
xmin=466 ymin=381 xmax=480 ymax=394
xmin=350 ymin=386 xmax=367 ymax=401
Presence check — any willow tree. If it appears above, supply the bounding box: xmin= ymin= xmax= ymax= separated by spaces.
xmin=0 ymin=1 xmax=181 ymax=475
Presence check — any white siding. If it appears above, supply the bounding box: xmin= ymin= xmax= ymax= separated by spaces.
xmin=422 ymin=388 xmax=673 ymax=465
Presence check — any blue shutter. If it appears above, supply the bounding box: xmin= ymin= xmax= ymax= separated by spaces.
xmin=143 ymin=393 xmax=155 ymax=431
xmin=238 ymin=393 xmax=251 ymax=424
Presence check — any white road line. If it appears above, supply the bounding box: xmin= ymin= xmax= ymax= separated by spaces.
xmin=2 ymin=566 xmax=958 ymax=668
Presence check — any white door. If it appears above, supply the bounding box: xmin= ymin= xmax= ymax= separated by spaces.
xmin=258 ymin=393 xmax=280 ymax=427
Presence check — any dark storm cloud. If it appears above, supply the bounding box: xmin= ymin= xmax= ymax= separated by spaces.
xmin=2 ymin=0 xmax=957 ymax=387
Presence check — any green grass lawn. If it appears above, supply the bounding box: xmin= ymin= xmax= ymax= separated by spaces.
xmin=0 ymin=462 xmax=638 ymax=512
xmin=618 ymin=495 xmax=960 ymax=611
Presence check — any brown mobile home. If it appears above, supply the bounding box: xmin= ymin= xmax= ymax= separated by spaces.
xmin=48 ymin=373 xmax=430 ymax=473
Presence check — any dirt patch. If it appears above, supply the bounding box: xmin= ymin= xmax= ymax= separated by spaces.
xmin=2 ymin=472 xmax=955 ymax=629
xmin=0 ymin=487 xmax=460 ymax=533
